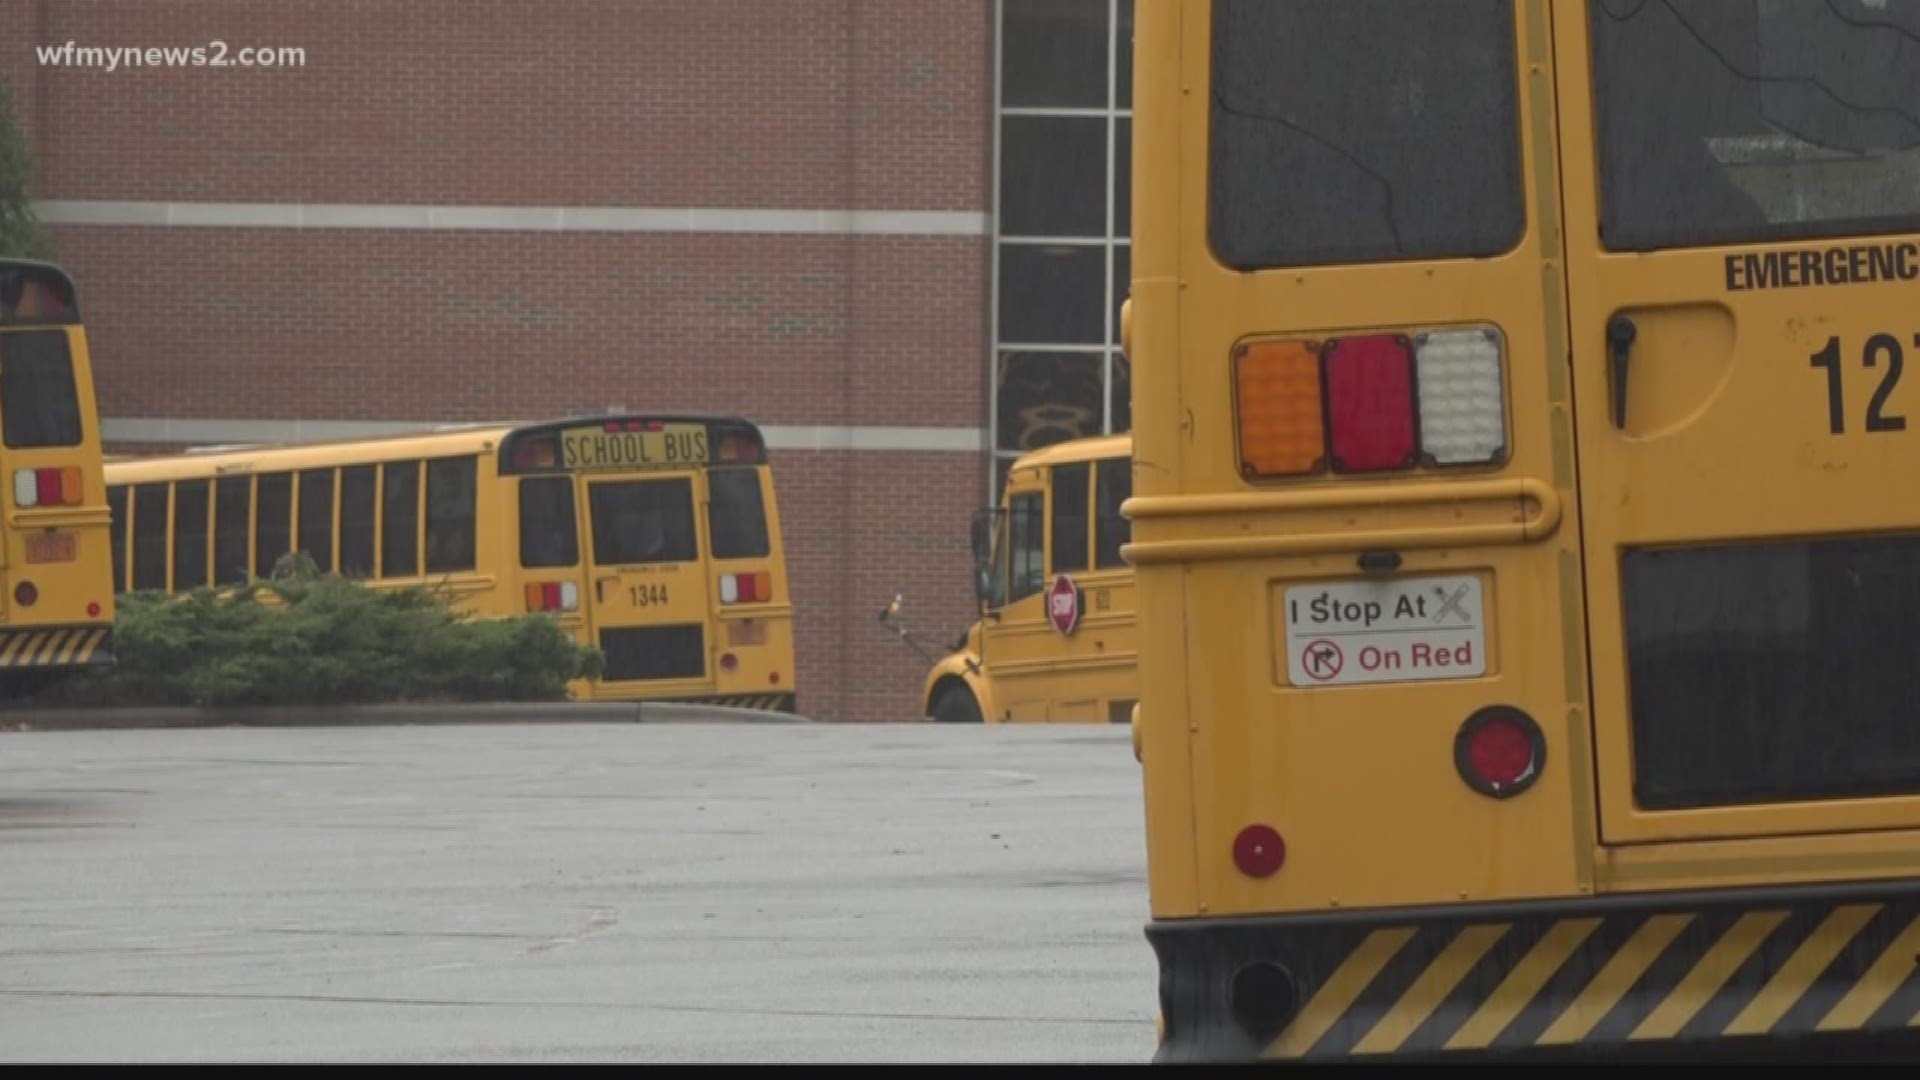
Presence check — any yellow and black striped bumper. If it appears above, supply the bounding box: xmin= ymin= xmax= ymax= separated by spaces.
xmin=659 ymin=693 xmax=797 ymax=714
xmin=1150 ymin=879 xmax=1920 ymax=1061
xmin=0 ymin=625 xmax=113 ymax=669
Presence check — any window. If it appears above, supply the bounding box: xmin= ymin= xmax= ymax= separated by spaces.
xmin=589 ymin=479 xmax=698 ymax=565
xmin=381 ymin=461 xmax=420 ymax=577
xmin=173 ymin=479 xmax=210 ymax=590
xmin=519 ymin=476 xmax=578 ymax=568
xmin=1006 ymin=491 xmax=1047 ymax=604
xmin=131 ymin=483 xmax=169 ymax=592
xmin=1591 ymin=0 xmax=1920 ymax=251
xmin=213 ymin=476 xmax=251 ymax=585
xmin=1051 ymin=462 xmax=1090 ymax=573
xmin=425 ymin=457 xmax=477 ymax=573
xmin=339 ymin=465 xmax=376 ymax=579
xmin=992 ymin=0 xmax=1134 ymax=500
xmin=297 ymin=469 xmax=335 ymax=573
xmin=1095 ymin=456 xmax=1131 ymax=568
xmin=106 ymin=485 xmax=127 ymax=594
xmin=1208 ymin=0 xmax=1524 ymax=268
xmin=0 ymin=330 xmax=82 ymax=448
xmin=707 ymin=468 xmax=770 ymax=560
xmin=254 ymin=473 xmax=292 ymax=578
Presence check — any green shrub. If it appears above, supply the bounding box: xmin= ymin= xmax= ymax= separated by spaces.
xmin=36 ymin=554 xmax=603 ymax=707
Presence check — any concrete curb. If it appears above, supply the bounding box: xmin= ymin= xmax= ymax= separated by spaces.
xmin=0 ymin=700 xmax=814 ymax=732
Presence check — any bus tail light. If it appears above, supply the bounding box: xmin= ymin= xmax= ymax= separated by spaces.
xmin=1415 ymin=328 xmax=1508 ymax=466
xmin=13 ymin=581 xmax=36 ymax=607
xmin=14 ymin=467 xmax=81 ymax=507
xmin=720 ymin=572 xmax=772 ymax=604
xmin=1455 ymin=706 xmax=1545 ymax=799
xmin=1325 ymin=335 xmax=1417 ymax=473
xmin=1234 ymin=341 xmax=1325 ymax=478
xmin=523 ymin=581 xmax=578 ymax=613
xmin=1233 ymin=324 xmax=1509 ymax=480
xmin=1232 ymin=824 xmax=1286 ymax=878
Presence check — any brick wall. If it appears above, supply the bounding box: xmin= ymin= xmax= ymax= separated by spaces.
xmin=11 ymin=0 xmax=998 ymax=721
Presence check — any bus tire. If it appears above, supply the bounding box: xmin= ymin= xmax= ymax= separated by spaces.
xmin=931 ymin=684 xmax=983 ymax=724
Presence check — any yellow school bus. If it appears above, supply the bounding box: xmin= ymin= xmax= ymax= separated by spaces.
xmin=915 ymin=434 xmax=1136 ymax=724
xmin=1131 ymin=0 xmax=1920 ymax=1062
xmin=0 ymin=259 xmax=116 ymax=690
xmin=104 ymin=415 xmax=796 ymax=711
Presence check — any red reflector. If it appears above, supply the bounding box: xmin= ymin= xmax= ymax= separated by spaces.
xmin=13 ymin=581 xmax=36 ymax=607
xmin=719 ymin=652 xmax=739 ymax=674
xmin=1232 ymin=825 xmax=1286 ymax=878
xmin=35 ymin=469 xmax=61 ymax=506
xmin=87 ymin=601 xmax=101 ymax=617
xmin=1455 ymin=706 xmax=1545 ymax=799
xmin=542 ymin=582 xmax=563 ymax=610
xmin=1324 ymin=335 xmax=1417 ymax=473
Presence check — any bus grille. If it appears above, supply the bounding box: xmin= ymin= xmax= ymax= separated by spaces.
xmin=600 ymin=625 xmax=705 ymax=682
xmin=1622 ymin=532 xmax=1920 ymax=809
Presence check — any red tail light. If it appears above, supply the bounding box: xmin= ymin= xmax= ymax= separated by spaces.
xmin=35 ymin=469 xmax=61 ymax=506
xmin=1233 ymin=824 xmax=1286 ymax=878
xmin=1455 ymin=706 xmax=1545 ymax=799
xmin=1325 ymin=335 xmax=1417 ymax=473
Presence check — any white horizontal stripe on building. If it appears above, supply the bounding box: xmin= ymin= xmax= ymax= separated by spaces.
xmin=38 ymin=200 xmax=990 ymax=237
xmin=102 ymin=418 xmax=985 ymax=454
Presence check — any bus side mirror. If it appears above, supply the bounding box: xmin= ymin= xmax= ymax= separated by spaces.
xmin=969 ymin=513 xmax=995 ymax=562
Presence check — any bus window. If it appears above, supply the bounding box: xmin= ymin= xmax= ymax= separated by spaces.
xmin=107 ymin=484 xmax=128 ymax=594
xmin=173 ymin=479 xmax=210 ymax=590
xmin=589 ymin=479 xmax=697 ymax=565
xmin=1006 ymin=491 xmax=1045 ymax=602
xmin=213 ymin=476 xmax=251 ymax=586
xmin=254 ymin=473 xmax=292 ymax=578
xmin=131 ymin=483 xmax=169 ymax=592
xmin=1094 ymin=457 xmax=1129 ymax=569
xmin=424 ymin=457 xmax=476 ymax=573
xmin=1050 ymin=462 xmax=1090 ymax=573
xmin=1591 ymin=0 xmax=1920 ymax=251
xmin=1208 ymin=0 xmax=1523 ymax=268
xmin=297 ymin=469 xmax=335 ymax=573
xmin=338 ymin=465 xmax=376 ymax=579
xmin=381 ymin=461 xmax=420 ymax=577
xmin=518 ymin=476 xmax=578 ymax=568
xmin=0 ymin=330 xmax=82 ymax=448
xmin=707 ymin=467 xmax=769 ymax=560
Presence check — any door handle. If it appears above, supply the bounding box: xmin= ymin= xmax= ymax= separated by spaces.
xmin=1607 ymin=314 xmax=1638 ymax=430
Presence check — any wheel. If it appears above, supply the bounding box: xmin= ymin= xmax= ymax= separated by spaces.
xmin=931 ymin=686 xmax=983 ymax=724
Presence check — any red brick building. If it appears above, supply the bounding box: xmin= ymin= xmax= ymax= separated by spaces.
xmin=0 ymin=0 xmax=1132 ymax=721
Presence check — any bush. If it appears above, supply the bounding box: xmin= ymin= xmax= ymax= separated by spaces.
xmin=36 ymin=554 xmax=604 ymax=708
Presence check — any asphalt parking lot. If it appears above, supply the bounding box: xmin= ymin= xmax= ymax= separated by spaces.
xmin=0 ymin=720 xmax=1157 ymax=1063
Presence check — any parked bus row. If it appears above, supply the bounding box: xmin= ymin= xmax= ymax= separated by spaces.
xmin=0 ymin=252 xmax=1126 ymax=718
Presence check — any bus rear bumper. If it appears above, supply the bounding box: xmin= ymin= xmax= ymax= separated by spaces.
xmin=1148 ymin=877 xmax=1920 ymax=1063
xmin=0 ymin=624 xmax=113 ymax=669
